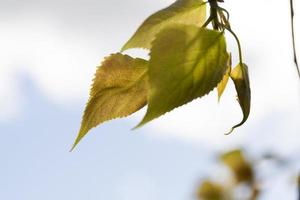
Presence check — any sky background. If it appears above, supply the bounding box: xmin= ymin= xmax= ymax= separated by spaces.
xmin=0 ymin=0 xmax=300 ymax=199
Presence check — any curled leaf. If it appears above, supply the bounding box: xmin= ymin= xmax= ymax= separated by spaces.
xmin=72 ymin=53 xmax=148 ymax=150
xmin=121 ymin=0 xmax=206 ymax=51
xmin=136 ymin=25 xmax=229 ymax=127
xmin=227 ymin=63 xmax=251 ymax=134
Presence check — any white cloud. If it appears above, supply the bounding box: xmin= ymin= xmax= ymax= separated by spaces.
xmin=0 ymin=16 xmax=97 ymax=120
xmin=0 ymin=0 xmax=168 ymax=120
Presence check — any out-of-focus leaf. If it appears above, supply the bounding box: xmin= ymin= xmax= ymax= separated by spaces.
xmin=197 ymin=180 xmax=224 ymax=200
xmin=121 ymin=0 xmax=206 ymax=51
xmin=221 ymin=150 xmax=254 ymax=183
xmin=136 ymin=25 xmax=228 ymax=127
xmin=72 ymin=53 xmax=148 ymax=150
xmin=228 ymin=63 xmax=251 ymax=133
xmin=217 ymin=54 xmax=232 ymax=101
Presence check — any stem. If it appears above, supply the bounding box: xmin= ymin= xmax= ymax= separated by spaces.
xmin=207 ymin=1 xmax=243 ymax=64
xmin=202 ymin=16 xmax=213 ymax=28
xmin=218 ymin=6 xmax=230 ymax=22
xmin=218 ymin=7 xmax=231 ymax=29
xmin=290 ymin=0 xmax=300 ymax=79
xmin=208 ymin=0 xmax=221 ymax=30
xmin=224 ymin=26 xmax=244 ymax=64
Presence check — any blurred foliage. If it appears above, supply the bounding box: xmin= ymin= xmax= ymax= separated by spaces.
xmin=197 ymin=181 xmax=225 ymax=200
xmin=196 ymin=149 xmax=299 ymax=200
xmin=221 ymin=150 xmax=253 ymax=183
xmin=197 ymin=149 xmax=256 ymax=200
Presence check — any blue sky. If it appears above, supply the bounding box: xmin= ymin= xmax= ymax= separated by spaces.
xmin=0 ymin=75 xmax=217 ymax=199
xmin=0 ymin=0 xmax=300 ymax=199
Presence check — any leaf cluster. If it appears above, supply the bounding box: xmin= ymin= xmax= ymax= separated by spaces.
xmin=72 ymin=0 xmax=251 ymax=149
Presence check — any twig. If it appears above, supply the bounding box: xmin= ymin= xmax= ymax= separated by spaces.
xmin=290 ymin=0 xmax=300 ymax=79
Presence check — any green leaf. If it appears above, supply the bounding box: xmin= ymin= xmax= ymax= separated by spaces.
xmin=217 ymin=54 xmax=232 ymax=101
xmin=136 ymin=25 xmax=229 ymax=127
xmin=121 ymin=0 xmax=206 ymax=51
xmin=227 ymin=63 xmax=251 ymax=134
xmin=197 ymin=181 xmax=224 ymax=200
xmin=72 ymin=53 xmax=148 ymax=150
xmin=221 ymin=150 xmax=254 ymax=183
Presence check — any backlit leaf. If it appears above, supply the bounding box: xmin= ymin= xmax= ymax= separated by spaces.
xmin=137 ymin=25 xmax=228 ymax=127
xmin=121 ymin=0 xmax=206 ymax=51
xmin=217 ymin=54 xmax=232 ymax=101
xmin=221 ymin=150 xmax=254 ymax=183
xmin=227 ymin=63 xmax=251 ymax=133
xmin=72 ymin=53 xmax=148 ymax=150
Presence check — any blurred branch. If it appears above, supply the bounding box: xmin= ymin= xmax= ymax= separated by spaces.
xmin=298 ymin=175 xmax=300 ymax=200
xmin=249 ymin=184 xmax=260 ymax=200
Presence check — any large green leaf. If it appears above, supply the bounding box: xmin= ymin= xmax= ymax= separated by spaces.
xmin=72 ymin=53 xmax=148 ymax=150
xmin=228 ymin=63 xmax=251 ymax=133
xmin=136 ymin=25 xmax=229 ymax=127
xmin=121 ymin=0 xmax=206 ymax=51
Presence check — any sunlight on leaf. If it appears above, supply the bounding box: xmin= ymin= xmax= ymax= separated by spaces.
xmin=121 ymin=0 xmax=206 ymax=51
xmin=136 ymin=25 xmax=228 ymax=127
xmin=227 ymin=63 xmax=251 ymax=134
xmin=217 ymin=54 xmax=232 ymax=101
xmin=72 ymin=53 xmax=148 ymax=150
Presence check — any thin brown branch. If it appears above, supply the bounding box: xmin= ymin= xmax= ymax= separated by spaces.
xmin=290 ymin=0 xmax=300 ymax=79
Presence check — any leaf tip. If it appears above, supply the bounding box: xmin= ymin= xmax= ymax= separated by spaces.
xmin=70 ymin=127 xmax=88 ymax=152
xmin=217 ymin=95 xmax=222 ymax=103
xmin=133 ymin=121 xmax=146 ymax=130
xmin=225 ymin=120 xmax=246 ymax=135
xmin=225 ymin=127 xmax=234 ymax=135
xmin=120 ymin=45 xmax=127 ymax=53
xmin=133 ymin=113 xmax=153 ymax=130
xmin=121 ymin=42 xmax=132 ymax=52
xmin=69 ymin=137 xmax=81 ymax=152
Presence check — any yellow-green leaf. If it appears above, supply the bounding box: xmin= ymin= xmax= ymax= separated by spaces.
xmin=136 ymin=25 xmax=228 ymax=127
xmin=221 ymin=150 xmax=254 ymax=183
xmin=197 ymin=181 xmax=224 ymax=200
xmin=227 ymin=63 xmax=251 ymax=133
xmin=121 ymin=0 xmax=206 ymax=51
xmin=217 ymin=54 xmax=232 ymax=101
xmin=72 ymin=53 xmax=148 ymax=150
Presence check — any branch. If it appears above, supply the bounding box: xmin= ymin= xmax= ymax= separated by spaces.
xmin=290 ymin=0 xmax=300 ymax=79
